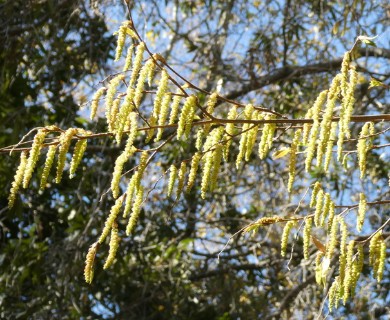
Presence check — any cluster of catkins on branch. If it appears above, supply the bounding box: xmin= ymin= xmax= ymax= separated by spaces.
xmin=8 ymin=19 xmax=387 ymax=304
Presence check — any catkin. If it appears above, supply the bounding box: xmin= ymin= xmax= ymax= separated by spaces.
xmin=98 ymin=195 xmax=124 ymax=244
xmin=315 ymin=251 xmax=325 ymax=285
xmin=324 ymin=122 xmax=337 ymax=172
xmin=281 ymin=221 xmax=295 ymax=257
xmin=210 ymin=144 xmax=223 ymax=191
xmin=123 ymin=44 xmax=134 ymax=72
xmin=126 ymin=186 xmax=144 ymax=235
xmin=168 ymin=89 xmax=183 ymax=124
xmin=357 ymin=193 xmax=366 ymax=232
xmin=84 ymin=242 xmax=98 ymax=284
xmin=114 ymin=25 xmax=127 ymax=61
xmin=152 ymin=70 xmax=169 ymax=119
xmin=129 ymin=42 xmax=146 ymax=88
xmin=111 ymin=153 xmax=127 ymax=199
xmin=8 ymin=151 xmax=28 ymax=208
xmin=134 ymin=59 xmax=155 ymax=108
xmin=343 ymin=240 xmax=355 ymax=303
xmin=106 ymin=74 xmax=125 ymax=132
xmin=69 ymin=139 xmax=87 ymax=178
xmin=187 ymin=152 xmax=202 ymax=193
xmin=55 ymin=128 xmax=78 ymax=183
xmin=287 ymin=129 xmax=301 ymax=192
xmin=258 ymin=115 xmax=276 ymax=160
xmin=303 ymin=217 xmax=313 ymax=259
xmin=338 ymin=218 xmax=348 ymax=282
xmin=305 ymin=90 xmax=327 ymax=171
xmin=314 ymin=189 xmax=324 ymax=227
xmin=115 ymin=87 xmax=135 ymax=143
xmin=310 ymin=181 xmax=321 ymax=208
xmin=103 ymin=225 xmax=120 ymax=269
xmin=176 ymin=162 xmax=187 ymax=199
xmin=156 ymin=93 xmax=172 ymax=142
xmin=40 ymin=145 xmax=57 ymax=190
xmin=167 ymin=165 xmax=177 ymax=197
xmin=357 ymin=122 xmax=374 ymax=179
xmin=125 ymin=112 xmax=138 ymax=152
xmin=23 ymin=129 xmax=47 ymax=188
xmin=326 ymin=216 xmax=338 ymax=259
xmin=223 ymin=106 xmax=238 ymax=161
xmin=328 ymin=277 xmax=340 ymax=312
xmin=376 ymin=240 xmax=386 ymax=282
xmin=123 ymin=172 xmax=139 ymax=218
xmin=320 ymin=193 xmax=331 ymax=226
xmin=342 ymin=66 xmax=358 ymax=140
xmin=177 ymin=95 xmax=197 ymax=140
xmin=90 ymin=87 xmax=107 ymax=120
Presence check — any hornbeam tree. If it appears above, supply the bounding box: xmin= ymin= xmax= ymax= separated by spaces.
xmin=1 ymin=0 xmax=389 ymax=318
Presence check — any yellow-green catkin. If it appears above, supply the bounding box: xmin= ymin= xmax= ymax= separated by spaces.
xmin=152 ymin=70 xmax=169 ymax=120
xmin=342 ymin=66 xmax=358 ymax=140
xmin=106 ymin=74 xmax=125 ymax=132
xmin=103 ymin=225 xmax=120 ymax=269
xmin=369 ymin=231 xmax=382 ymax=277
xmin=236 ymin=104 xmax=254 ymax=167
xmin=327 ymin=201 xmax=336 ymax=234
xmin=169 ymin=89 xmax=184 ymax=124
xmin=40 ymin=145 xmax=57 ymax=190
xmin=129 ymin=42 xmax=146 ymax=88
xmin=156 ymin=93 xmax=172 ymax=142
xmin=126 ymin=186 xmax=144 ymax=235
xmin=317 ymin=75 xmax=342 ymax=168
xmin=123 ymin=172 xmax=139 ymax=218
xmin=303 ymin=217 xmax=313 ymax=259
xmin=287 ymin=129 xmax=301 ymax=193
xmin=69 ymin=139 xmax=87 ymax=179
xmin=177 ymin=95 xmax=197 ymax=140
xmin=99 ymin=195 xmax=124 ymax=244
xmin=90 ymin=87 xmax=107 ymax=120
xmin=340 ymin=52 xmax=351 ymax=97
xmin=201 ymin=127 xmax=224 ymax=199
xmin=357 ymin=193 xmax=367 ymax=232
xmin=328 ymin=277 xmax=340 ymax=312
xmin=110 ymin=98 xmax=121 ymax=129
xmin=8 ymin=151 xmax=28 ymax=208
xmin=281 ymin=221 xmax=296 ymax=257
xmin=377 ymin=240 xmax=386 ymax=282
xmin=210 ymin=144 xmax=223 ymax=191
xmin=84 ymin=242 xmax=98 ymax=284
xmin=326 ymin=216 xmax=338 ymax=259
xmin=305 ymin=90 xmax=328 ymax=171
xmin=114 ymin=26 xmax=126 ymax=61
xmin=302 ymin=108 xmax=313 ymax=146
xmin=167 ymin=165 xmax=177 ymax=197
xmin=258 ymin=115 xmax=276 ymax=160
xmin=111 ymin=146 xmax=137 ymax=199
xmin=134 ymin=59 xmax=155 ymax=108
xmin=176 ymin=162 xmax=187 ymax=199
xmin=338 ymin=218 xmax=348 ymax=283
xmin=224 ymin=106 xmax=238 ymax=161
xmin=343 ymin=240 xmax=355 ymax=303
xmin=320 ymin=193 xmax=331 ymax=226
xmin=123 ymin=44 xmax=134 ymax=72
xmin=315 ymin=251 xmax=325 ymax=285
xmin=115 ymin=87 xmax=135 ymax=143
xmin=310 ymin=181 xmax=322 ymax=208
xmin=245 ymin=122 xmax=260 ymax=162
xmin=23 ymin=129 xmax=47 ymax=188
xmin=324 ymin=122 xmax=337 ymax=172
xmin=314 ymin=189 xmax=324 ymax=227
xmin=124 ymin=112 xmax=138 ymax=152
xmin=55 ymin=128 xmax=78 ymax=184
xmin=357 ymin=122 xmax=374 ymax=179
xmin=187 ymin=152 xmax=202 ymax=193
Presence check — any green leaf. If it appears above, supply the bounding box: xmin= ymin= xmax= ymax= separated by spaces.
xmin=369 ymin=78 xmax=389 ymax=89
xmin=357 ymin=35 xmax=378 ymax=47
xmin=272 ymin=147 xmax=290 ymax=159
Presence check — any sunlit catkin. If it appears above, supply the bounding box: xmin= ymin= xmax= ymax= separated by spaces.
xmin=287 ymin=129 xmax=301 ymax=192
xmin=167 ymin=165 xmax=177 ymax=197
xmin=377 ymin=240 xmax=386 ymax=282
xmin=69 ymin=139 xmax=87 ymax=179
xmin=55 ymin=128 xmax=78 ymax=184
xmin=338 ymin=218 xmax=348 ymax=282
xmin=187 ymin=152 xmax=202 ymax=193
xmin=305 ymin=90 xmax=327 ymax=171
xmin=223 ymin=106 xmax=238 ymax=161
xmin=210 ymin=144 xmax=223 ymax=191
xmin=324 ymin=122 xmax=337 ymax=172
xmin=129 ymin=42 xmax=145 ymax=88
xmin=320 ymin=193 xmax=331 ymax=226
xmin=84 ymin=242 xmax=98 ymax=284
xmin=105 ymin=74 xmax=125 ymax=132
xmin=114 ymin=25 xmax=127 ymax=61
xmin=169 ymin=89 xmax=183 ymax=124
xmin=303 ymin=217 xmax=313 ymax=259
xmin=123 ymin=172 xmax=138 ymax=218
xmin=314 ymin=189 xmax=324 ymax=227
xmin=152 ymin=69 xmax=169 ymax=120
xmin=176 ymin=162 xmax=187 ymax=199
xmin=126 ymin=186 xmax=144 ymax=235
xmin=40 ymin=145 xmax=57 ymax=190
xmin=343 ymin=240 xmax=355 ymax=303
xmin=90 ymin=87 xmax=107 ymax=120
xmin=310 ymin=181 xmax=321 ymax=208
xmin=357 ymin=193 xmax=367 ymax=232
xmin=156 ymin=93 xmax=172 ymax=142
xmin=315 ymin=251 xmax=325 ymax=285
xmin=326 ymin=217 xmax=338 ymax=259
xmin=340 ymin=52 xmax=351 ymax=97
xmin=103 ymin=225 xmax=120 ymax=269
xmin=357 ymin=122 xmax=373 ymax=179
xmin=328 ymin=277 xmax=340 ymax=312
xmin=281 ymin=221 xmax=295 ymax=257
xmin=23 ymin=129 xmax=47 ymax=188
xmin=177 ymin=95 xmax=197 ymax=140
xmin=134 ymin=59 xmax=154 ymax=108
xmin=8 ymin=151 xmax=28 ymax=208
xmin=123 ymin=44 xmax=134 ymax=72
xmin=342 ymin=66 xmax=358 ymax=140
xmin=115 ymin=87 xmax=135 ymax=143
xmin=111 ymin=153 xmax=128 ymax=199
xmin=258 ymin=115 xmax=276 ymax=160
xmin=98 ymin=195 xmax=124 ymax=244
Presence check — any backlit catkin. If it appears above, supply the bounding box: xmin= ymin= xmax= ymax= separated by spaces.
xmin=55 ymin=128 xmax=78 ymax=183
xmin=40 ymin=145 xmax=57 ymax=190
xmin=8 ymin=151 xmax=28 ymax=208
